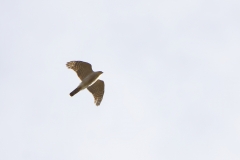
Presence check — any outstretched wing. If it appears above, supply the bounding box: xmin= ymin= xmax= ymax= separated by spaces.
xmin=66 ymin=61 xmax=93 ymax=80
xmin=87 ymin=80 xmax=104 ymax=106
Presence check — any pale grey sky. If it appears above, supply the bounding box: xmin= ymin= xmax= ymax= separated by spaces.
xmin=1 ymin=0 xmax=240 ymax=160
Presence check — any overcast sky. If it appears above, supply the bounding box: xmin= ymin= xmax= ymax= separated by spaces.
xmin=1 ymin=0 xmax=240 ymax=160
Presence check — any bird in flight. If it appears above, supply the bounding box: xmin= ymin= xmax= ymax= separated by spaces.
xmin=66 ymin=61 xmax=104 ymax=106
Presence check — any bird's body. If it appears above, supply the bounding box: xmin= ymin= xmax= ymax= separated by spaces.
xmin=70 ymin=71 xmax=103 ymax=96
xmin=66 ymin=61 xmax=104 ymax=106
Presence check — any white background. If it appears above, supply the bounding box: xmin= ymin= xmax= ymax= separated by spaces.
xmin=1 ymin=0 xmax=240 ymax=159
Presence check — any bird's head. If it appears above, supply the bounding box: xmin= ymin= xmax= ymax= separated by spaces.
xmin=97 ymin=71 xmax=103 ymax=75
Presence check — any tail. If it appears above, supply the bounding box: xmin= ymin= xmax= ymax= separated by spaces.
xmin=70 ymin=87 xmax=81 ymax=97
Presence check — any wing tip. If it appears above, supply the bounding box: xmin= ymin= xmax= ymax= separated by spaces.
xmin=66 ymin=61 xmax=74 ymax=69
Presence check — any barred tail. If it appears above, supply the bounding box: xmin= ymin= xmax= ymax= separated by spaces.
xmin=70 ymin=87 xmax=81 ymax=96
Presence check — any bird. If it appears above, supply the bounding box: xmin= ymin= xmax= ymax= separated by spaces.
xmin=66 ymin=61 xmax=104 ymax=106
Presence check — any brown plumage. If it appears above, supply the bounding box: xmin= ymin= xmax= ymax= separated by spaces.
xmin=66 ymin=61 xmax=105 ymax=106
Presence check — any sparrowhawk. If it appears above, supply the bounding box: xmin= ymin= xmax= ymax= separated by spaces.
xmin=66 ymin=61 xmax=104 ymax=106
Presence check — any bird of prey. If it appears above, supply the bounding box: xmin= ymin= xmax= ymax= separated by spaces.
xmin=66 ymin=61 xmax=104 ymax=106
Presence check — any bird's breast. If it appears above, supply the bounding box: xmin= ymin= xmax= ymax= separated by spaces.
xmin=81 ymin=72 xmax=101 ymax=88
